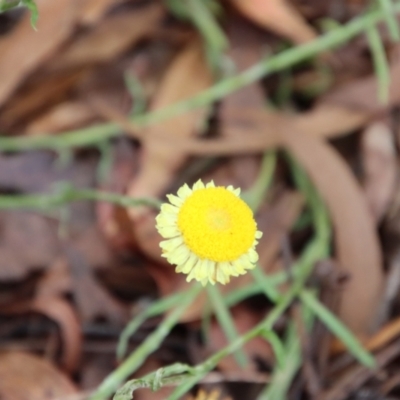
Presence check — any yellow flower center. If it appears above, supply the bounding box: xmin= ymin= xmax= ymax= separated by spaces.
xmin=177 ymin=187 xmax=257 ymax=262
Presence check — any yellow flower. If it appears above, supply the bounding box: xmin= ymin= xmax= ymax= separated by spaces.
xmin=156 ymin=179 xmax=262 ymax=286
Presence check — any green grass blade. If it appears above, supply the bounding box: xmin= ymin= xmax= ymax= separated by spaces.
xmin=207 ymin=284 xmax=248 ymax=367
xmin=251 ymin=266 xmax=281 ymax=303
xmin=300 ymin=290 xmax=375 ymax=368
xmin=22 ymin=0 xmax=38 ymax=29
xmin=367 ymin=25 xmax=391 ymax=103
xmin=261 ymin=329 xmax=285 ymax=368
xmin=258 ymin=323 xmax=301 ymax=400
xmin=378 ymin=0 xmax=400 ymax=41
xmin=90 ymin=284 xmax=203 ymax=400
xmin=117 ymin=291 xmax=185 ymax=360
xmin=242 ymin=151 xmax=277 ymax=212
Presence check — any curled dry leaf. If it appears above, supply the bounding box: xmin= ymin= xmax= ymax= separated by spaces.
xmin=361 ymin=121 xmax=397 ymax=223
xmin=0 ymin=351 xmax=77 ymax=400
xmin=32 ymin=296 xmax=82 ymax=374
xmin=281 ymin=130 xmax=384 ymax=335
xmin=230 ymin=0 xmax=317 ymax=45
xmin=0 ymin=0 xmax=78 ymax=108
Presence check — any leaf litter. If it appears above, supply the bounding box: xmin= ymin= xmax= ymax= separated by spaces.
xmin=1 ymin=0 xmax=400 ymax=399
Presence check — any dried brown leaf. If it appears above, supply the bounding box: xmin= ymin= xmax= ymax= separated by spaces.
xmin=0 ymin=351 xmax=77 ymax=400
xmin=32 ymin=296 xmax=82 ymax=373
xmin=230 ymin=0 xmax=317 ymax=45
xmin=78 ymin=0 xmax=127 ymax=25
xmin=221 ymin=105 xmax=369 ymax=143
xmin=321 ymin=58 xmax=400 ymax=112
xmin=0 ymin=68 xmax=88 ymax=132
xmin=0 ymin=0 xmax=78 ymax=108
xmin=27 ymin=101 xmax=96 ymax=134
xmin=281 ymin=130 xmax=384 ymax=335
xmin=65 ymin=236 xmax=128 ymax=325
xmin=361 ymin=121 xmax=397 ymax=222
xmin=50 ymin=4 xmax=164 ymax=70
xmin=0 ymin=211 xmax=60 ymax=280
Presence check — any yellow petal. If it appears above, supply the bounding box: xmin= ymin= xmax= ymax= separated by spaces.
xmin=219 ymin=261 xmax=236 ymax=278
xmin=160 ymin=237 xmax=183 ymax=251
xmin=206 ymin=180 xmax=215 ymax=188
xmin=161 ymin=203 xmax=179 ymax=214
xmin=239 ymin=254 xmax=255 ymax=270
xmin=176 ymin=252 xmax=197 ymax=273
xmin=200 ymin=277 xmax=208 ymax=286
xmin=194 ymin=259 xmax=209 ymax=281
xmin=216 ymin=267 xmax=229 ymax=285
xmin=248 ymin=248 xmax=259 ymax=263
xmin=157 ymin=226 xmax=180 ymax=238
xmin=166 ymin=194 xmax=183 ymax=207
xmin=156 ymin=212 xmax=176 ymax=225
xmin=193 ymin=179 xmax=205 ymax=190
xmin=232 ymin=260 xmax=246 ymax=274
xmin=177 ymin=184 xmax=192 ymax=200
xmin=171 ymin=246 xmax=190 ymax=265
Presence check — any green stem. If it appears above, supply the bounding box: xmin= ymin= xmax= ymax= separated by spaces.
xmin=0 ymin=185 xmax=162 ymax=210
xmin=242 ymin=151 xmax=277 ymax=212
xmin=367 ymin=24 xmax=390 ymax=103
xmin=258 ymin=323 xmax=301 ymax=400
xmin=378 ymin=0 xmax=400 ymax=41
xmin=90 ymin=284 xmax=203 ymax=400
xmin=299 ymin=290 xmax=375 ymax=367
xmin=166 ymin=283 xmax=301 ymax=400
xmin=117 ymin=291 xmax=186 ymax=360
xmin=250 ymin=266 xmax=281 ymax=303
xmin=114 ymin=363 xmax=195 ymax=400
xmin=207 ymin=285 xmax=248 ymax=367
xmin=185 ymin=0 xmax=228 ymax=58
xmin=166 ymin=230 xmax=328 ymax=400
xmin=0 ymin=0 xmax=20 ymax=12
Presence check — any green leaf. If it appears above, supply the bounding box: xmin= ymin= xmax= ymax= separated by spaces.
xmin=22 ymin=0 xmax=38 ymax=29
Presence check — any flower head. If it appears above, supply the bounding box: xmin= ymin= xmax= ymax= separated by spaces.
xmin=156 ymin=180 xmax=262 ymax=286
